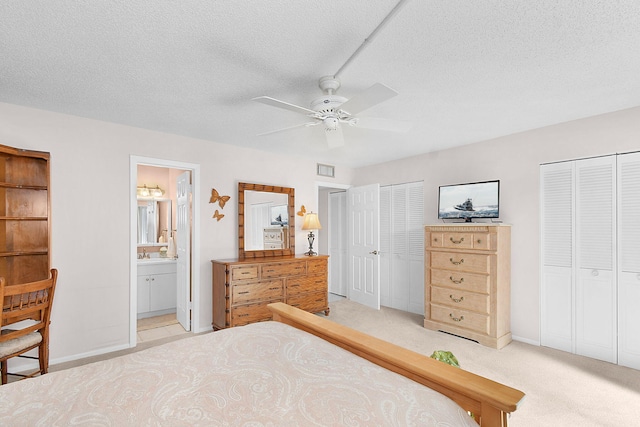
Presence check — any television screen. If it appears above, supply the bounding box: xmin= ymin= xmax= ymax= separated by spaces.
xmin=438 ymin=180 xmax=500 ymax=222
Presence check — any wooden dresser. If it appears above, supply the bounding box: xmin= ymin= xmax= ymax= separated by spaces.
xmin=211 ymin=255 xmax=329 ymax=329
xmin=424 ymin=224 xmax=511 ymax=349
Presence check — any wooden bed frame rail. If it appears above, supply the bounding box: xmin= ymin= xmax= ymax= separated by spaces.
xmin=268 ymin=302 xmax=525 ymax=427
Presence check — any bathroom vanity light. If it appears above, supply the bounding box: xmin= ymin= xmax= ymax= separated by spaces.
xmin=302 ymin=212 xmax=322 ymax=256
xmin=137 ymin=185 xmax=164 ymax=198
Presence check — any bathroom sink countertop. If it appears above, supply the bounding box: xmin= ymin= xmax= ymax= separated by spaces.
xmin=137 ymin=257 xmax=177 ymax=264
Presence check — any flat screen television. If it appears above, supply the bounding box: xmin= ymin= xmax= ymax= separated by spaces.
xmin=438 ymin=180 xmax=500 ymax=222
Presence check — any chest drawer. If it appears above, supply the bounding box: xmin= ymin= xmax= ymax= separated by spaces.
xmin=431 ymin=286 xmax=490 ymax=314
xmin=287 ymin=291 xmax=327 ymax=314
xmin=431 ymin=252 xmax=491 ymax=274
xmin=262 ymin=261 xmax=306 ymax=278
xmin=232 ymin=280 xmax=283 ymax=304
xmin=231 ymin=301 xmax=282 ymax=327
xmin=307 ymin=259 xmax=328 ymax=275
xmin=430 ymin=304 xmax=489 ymax=335
xmin=430 ymin=269 xmax=490 ymax=294
xmin=287 ymin=275 xmax=327 ymax=295
xmin=231 ymin=265 xmax=259 ymax=281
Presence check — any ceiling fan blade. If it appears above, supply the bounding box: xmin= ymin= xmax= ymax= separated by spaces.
xmin=257 ymin=121 xmax=319 ymax=136
xmin=354 ymin=117 xmax=412 ymax=133
xmin=325 ymin=125 xmax=344 ymax=149
xmin=337 ymin=83 xmax=398 ymax=115
xmin=252 ymin=96 xmax=317 ymax=116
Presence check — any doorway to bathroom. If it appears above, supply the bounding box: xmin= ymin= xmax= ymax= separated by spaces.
xmin=130 ymin=156 xmax=201 ymax=347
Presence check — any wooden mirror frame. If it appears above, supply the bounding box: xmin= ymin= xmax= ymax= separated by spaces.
xmin=238 ymin=182 xmax=295 ymax=259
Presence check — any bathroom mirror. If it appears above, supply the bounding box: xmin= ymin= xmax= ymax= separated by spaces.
xmin=238 ymin=182 xmax=295 ymax=258
xmin=137 ymin=199 xmax=171 ymax=245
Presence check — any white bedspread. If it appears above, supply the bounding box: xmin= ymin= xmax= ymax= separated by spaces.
xmin=0 ymin=321 xmax=477 ymax=426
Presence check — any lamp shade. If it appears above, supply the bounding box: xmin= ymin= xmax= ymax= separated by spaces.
xmin=302 ymin=212 xmax=322 ymax=230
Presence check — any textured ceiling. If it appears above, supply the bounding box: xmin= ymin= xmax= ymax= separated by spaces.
xmin=1 ymin=1 xmax=639 ymax=167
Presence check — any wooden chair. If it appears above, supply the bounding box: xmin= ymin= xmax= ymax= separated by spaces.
xmin=0 ymin=269 xmax=58 ymax=385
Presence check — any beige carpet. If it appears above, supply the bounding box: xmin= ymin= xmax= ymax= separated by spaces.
xmin=327 ymin=299 xmax=640 ymax=427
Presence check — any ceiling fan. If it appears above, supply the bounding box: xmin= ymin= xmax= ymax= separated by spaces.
xmin=252 ymin=76 xmax=411 ymax=148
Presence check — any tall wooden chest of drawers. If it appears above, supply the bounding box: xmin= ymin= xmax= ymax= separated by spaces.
xmin=211 ymin=255 xmax=329 ymax=329
xmin=424 ymin=225 xmax=511 ymax=349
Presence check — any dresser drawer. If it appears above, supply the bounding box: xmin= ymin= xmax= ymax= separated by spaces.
xmin=430 ymin=269 xmax=490 ymax=293
xmin=287 ymin=291 xmax=327 ymax=313
xmin=231 ymin=265 xmax=259 ymax=281
xmin=307 ymin=259 xmax=328 ymax=275
xmin=442 ymin=232 xmax=474 ymax=249
xmin=430 ymin=304 xmax=490 ymax=335
xmin=261 ymin=261 xmax=306 ymax=278
xmin=431 ymin=286 xmax=490 ymax=314
xmin=431 ymin=252 xmax=491 ymax=274
xmin=231 ymin=300 xmax=282 ymax=327
xmin=232 ymin=280 xmax=283 ymax=304
xmin=287 ymin=275 xmax=327 ymax=295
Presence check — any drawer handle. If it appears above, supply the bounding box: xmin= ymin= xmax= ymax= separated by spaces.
xmin=450 ymin=237 xmax=464 ymax=244
xmin=290 ymin=284 xmax=300 ymax=287
xmin=240 ymin=271 xmax=252 ymax=275
xmin=449 ymin=295 xmax=464 ymax=303
xmin=449 ymin=276 xmax=464 ymax=284
xmin=238 ymin=291 xmax=250 ymax=295
xmin=449 ymin=258 xmax=464 ymax=265
xmin=237 ymin=313 xmax=249 ymax=317
xmin=449 ymin=314 xmax=464 ymax=322
xmin=477 ymin=239 xmax=482 ymax=244
xmin=268 ymin=287 xmax=280 ymax=291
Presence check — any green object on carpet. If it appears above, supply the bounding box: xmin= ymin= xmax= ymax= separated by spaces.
xmin=430 ymin=350 xmax=460 ymax=368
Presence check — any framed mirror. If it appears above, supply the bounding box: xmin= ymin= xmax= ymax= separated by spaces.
xmin=137 ymin=199 xmax=171 ymax=245
xmin=238 ymin=182 xmax=295 ymax=258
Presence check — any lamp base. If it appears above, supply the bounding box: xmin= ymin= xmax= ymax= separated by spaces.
xmin=305 ymin=231 xmax=317 ymax=256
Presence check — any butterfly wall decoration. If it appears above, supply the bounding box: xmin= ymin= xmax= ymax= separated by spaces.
xmin=213 ymin=209 xmax=224 ymax=222
xmin=210 ymin=188 xmax=231 ymax=209
xmin=297 ymin=205 xmax=306 ymax=216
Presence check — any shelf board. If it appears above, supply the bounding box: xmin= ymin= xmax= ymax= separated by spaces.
xmin=0 ymin=216 xmax=48 ymax=221
xmin=0 ymin=251 xmax=48 ymax=257
xmin=0 ymin=182 xmax=48 ymax=190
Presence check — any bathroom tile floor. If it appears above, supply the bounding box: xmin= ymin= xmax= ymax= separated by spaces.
xmin=137 ymin=314 xmax=188 ymax=343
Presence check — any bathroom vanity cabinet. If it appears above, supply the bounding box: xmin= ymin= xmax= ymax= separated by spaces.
xmin=137 ymin=259 xmax=177 ymax=319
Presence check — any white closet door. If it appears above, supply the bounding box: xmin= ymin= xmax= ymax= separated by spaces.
xmin=379 ymin=186 xmax=392 ymax=307
xmin=540 ymin=162 xmax=575 ymax=352
xmin=378 ymin=182 xmax=424 ymax=314
xmin=575 ymin=156 xmax=616 ymax=363
xmin=618 ymin=152 xmax=640 ymax=369
xmin=328 ymin=191 xmax=348 ymax=297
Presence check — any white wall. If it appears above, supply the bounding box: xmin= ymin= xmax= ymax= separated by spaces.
xmin=353 ymin=106 xmax=640 ymax=344
xmin=0 ymin=102 xmax=354 ymax=363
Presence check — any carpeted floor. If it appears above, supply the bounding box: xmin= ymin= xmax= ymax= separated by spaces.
xmin=326 ymin=299 xmax=640 ymax=427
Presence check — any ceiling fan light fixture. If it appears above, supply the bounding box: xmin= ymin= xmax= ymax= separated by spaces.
xmin=323 ymin=117 xmax=339 ymax=131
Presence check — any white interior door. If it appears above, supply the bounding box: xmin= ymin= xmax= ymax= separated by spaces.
xmin=347 ymin=184 xmax=380 ymax=310
xmin=617 ymin=152 xmax=640 ymax=370
xmin=575 ymin=156 xmax=616 ymax=363
xmin=176 ymin=171 xmax=191 ymax=331
xmin=540 ymin=162 xmax=575 ymax=352
xmin=329 ymin=191 xmax=347 ymax=296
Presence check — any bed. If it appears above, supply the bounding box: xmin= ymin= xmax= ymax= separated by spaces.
xmin=0 ymin=303 xmax=524 ymax=426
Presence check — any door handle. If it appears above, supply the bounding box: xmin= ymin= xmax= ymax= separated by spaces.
xmin=369 ymin=250 xmax=379 ymax=255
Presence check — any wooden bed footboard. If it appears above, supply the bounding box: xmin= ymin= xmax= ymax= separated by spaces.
xmin=268 ymin=302 xmax=525 ymax=427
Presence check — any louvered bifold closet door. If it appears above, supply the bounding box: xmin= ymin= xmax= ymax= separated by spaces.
xmin=618 ymin=152 xmax=640 ymax=370
xmin=575 ymin=156 xmax=617 ymax=363
xmin=379 ymin=182 xmax=424 ymax=315
xmin=540 ymin=161 xmax=575 ymax=353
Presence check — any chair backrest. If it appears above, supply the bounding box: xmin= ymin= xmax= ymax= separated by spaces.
xmin=0 ymin=269 xmax=58 ymax=343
